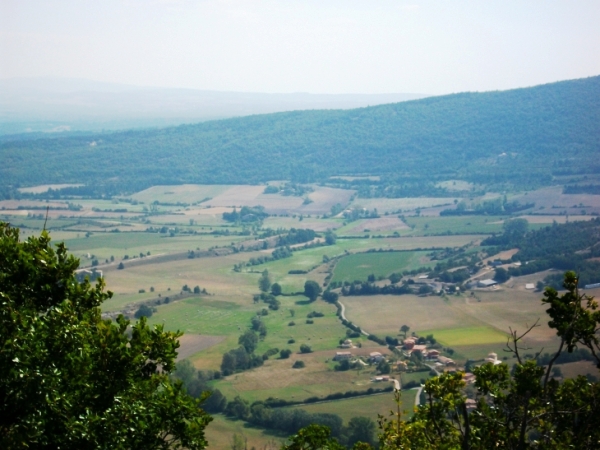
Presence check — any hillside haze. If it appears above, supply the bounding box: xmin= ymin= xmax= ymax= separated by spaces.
xmin=1 ymin=76 xmax=599 ymax=194
xmin=0 ymin=77 xmax=426 ymax=135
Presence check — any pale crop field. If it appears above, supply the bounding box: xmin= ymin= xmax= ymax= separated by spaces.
xmin=130 ymin=184 xmax=231 ymax=204
xmin=349 ymin=197 xmax=459 ymax=213
xmin=418 ymin=326 xmax=508 ymax=346
xmin=341 ymin=286 xmax=559 ymax=355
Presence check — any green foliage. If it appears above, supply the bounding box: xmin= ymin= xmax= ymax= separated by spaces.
xmin=271 ymin=282 xmax=282 ymax=296
xmin=0 ymin=223 xmax=211 ymax=449
xmin=304 ymin=280 xmax=322 ymax=302
xmin=300 ymin=344 xmax=313 ymax=354
xmin=258 ymin=269 xmax=272 ymax=292
xmin=134 ymin=303 xmax=154 ymax=318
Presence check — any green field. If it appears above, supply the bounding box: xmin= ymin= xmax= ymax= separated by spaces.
xmin=286 ymin=389 xmax=417 ymax=423
xmin=403 ymin=215 xmax=505 ymax=235
xmin=331 ymin=251 xmax=429 ymax=283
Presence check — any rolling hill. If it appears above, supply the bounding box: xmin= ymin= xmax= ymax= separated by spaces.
xmin=2 ymin=76 xmax=599 ymax=196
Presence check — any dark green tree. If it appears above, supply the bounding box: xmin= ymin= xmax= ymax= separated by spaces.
xmin=259 ymin=269 xmax=272 ymax=292
xmin=304 ymin=280 xmax=322 ymax=302
xmin=0 ymin=223 xmax=211 ymax=449
xmin=238 ymin=330 xmax=259 ymax=354
xmin=271 ymin=282 xmax=282 ymax=296
xmin=346 ymin=416 xmax=377 ymax=448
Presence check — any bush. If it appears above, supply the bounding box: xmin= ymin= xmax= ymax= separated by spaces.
xmin=306 ymin=319 xmax=314 ymax=324
xmin=280 ymin=349 xmax=292 ymax=359
xmin=134 ymin=304 xmax=153 ymax=319
xmin=292 ymin=361 xmax=305 ymax=369
xmin=300 ymin=344 xmax=312 ymax=354
xmin=288 ymin=338 xmax=296 ymax=344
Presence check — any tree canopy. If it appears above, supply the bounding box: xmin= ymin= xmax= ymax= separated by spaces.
xmin=0 ymin=223 xmax=211 ymax=449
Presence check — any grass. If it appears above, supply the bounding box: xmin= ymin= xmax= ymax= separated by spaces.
xmin=331 ymin=251 xmax=429 ymax=283
xmin=285 ymin=389 xmax=417 ymax=423
xmin=403 ymin=215 xmax=505 ymax=235
xmin=205 ymin=414 xmax=286 ymax=449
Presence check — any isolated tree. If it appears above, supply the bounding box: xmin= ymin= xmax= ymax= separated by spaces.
xmin=271 ymin=282 xmax=282 ymax=296
xmin=325 ymin=231 xmax=337 ymax=245
xmin=0 ymin=223 xmax=211 ymax=449
xmin=494 ymin=267 xmax=509 ymax=283
xmin=300 ymin=344 xmax=313 ymax=354
xmin=400 ymin=324 xmax=410 ymax=338
xmin=259 ymin=269 xmax=272 ymax=292
xmin=304 ymin=280 xmax=322 ymax=302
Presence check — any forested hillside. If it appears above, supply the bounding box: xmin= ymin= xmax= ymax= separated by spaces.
xmin=2 ymin=76 xmax=599 ymax=195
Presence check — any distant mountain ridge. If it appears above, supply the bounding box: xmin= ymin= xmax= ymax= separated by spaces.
xmin=0 ymin=77 xmax=426 ymax=135
xmin=1 ymin=76 xmax=599 ymax=196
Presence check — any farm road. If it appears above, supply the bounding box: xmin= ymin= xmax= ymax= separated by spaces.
xmin=337 ymin=300 xmax=370 ymax=336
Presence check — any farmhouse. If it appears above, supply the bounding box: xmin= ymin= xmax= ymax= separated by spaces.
xmin=369 ymin=352 xmax=384 ymax=363
xmin=437 ymin=356 xmax=455 ymax=366
xmin=485 ymin=352 xmax=502 ymax=365
xmin=334 ymin=351 xmax=352 ymax=361
xmin=410 ymin=344 xmax=428 ymax=356
xmin=372 ymin=375 xmax=390 ymax=382
xmin=463 ymin=373 xmax=476 ymax=384
xmin=477 ymin=279 xmax=498 ymax=288
xmin=403 ymin=338 xmax=416 ymax=350
xmin=396 ymin=361 xmax=408 ymax=371
xmin=425 ymin=349 xmax=440 ymax=360
xmin=340 ymin=339 xmax=353 ymax=349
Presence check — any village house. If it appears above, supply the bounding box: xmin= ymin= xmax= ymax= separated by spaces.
xmin=403 ymin=338 xmax=415 ymax=350
xmin=372 ymin=375 xmax=390 ymax=382
xmin=425 ymin=349 xmax=440 ymax=360
xmin=463 ymin=373 xmax=476 ymax=384
xmin=437 ymin=355 xmax=455 ymax=366
xmin=369 ymin=351 xmax=384 ymax=363
xmin=340 ymin=339 xmax=353 ymax=349
xmin=396 ymin=361 xmax=408 ymax=371
xmin=334 ymin=351 xmax=352 ymax=361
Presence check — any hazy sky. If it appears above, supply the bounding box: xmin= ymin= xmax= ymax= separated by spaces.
xmin=1 ymin=0 xmax=599 ymax=95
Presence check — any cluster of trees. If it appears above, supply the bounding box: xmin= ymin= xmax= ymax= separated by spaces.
xmin=222 ymin=206 xmax=268 ymax=223
xmin=563 ymin=184 xmax=600 ymax=195
xmin=341 ymin=281 xmax=413 ymax=296
xmin=225 ymin=396 xmax=378 ymax=448
xmin=484 ymin=218 xmax=600 ymax=287
xmin=220 ymin=330 xmax=266 ymax=375
xmin=440 ymin=197 xmax=534 ymax=216
xmin=276 ymin=228 xmax=317 ymax=246
xmin=246 ymin=246 xmax=292 ymax=267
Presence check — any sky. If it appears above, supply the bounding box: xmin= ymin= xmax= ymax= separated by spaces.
xmin=1 ymin=0 xmax=599 ymax=95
